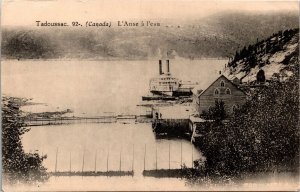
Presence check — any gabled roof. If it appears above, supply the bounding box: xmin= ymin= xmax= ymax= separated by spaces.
xmin=198 ymin=75 xmax=246 ymax=97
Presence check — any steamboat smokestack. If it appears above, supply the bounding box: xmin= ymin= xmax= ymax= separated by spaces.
xmin=159 ymin=60 xmax=163 ymax=75
xmin=166 ymin=60 xmax=170 ymax=73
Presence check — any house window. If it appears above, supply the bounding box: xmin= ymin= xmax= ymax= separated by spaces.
xmin=220 ymin=80 xmax=225 ymax=87
xmin=226 ymin=88 xmax=231 ymax=95
xmin=214 ymin=88 xmax=219 ymax=95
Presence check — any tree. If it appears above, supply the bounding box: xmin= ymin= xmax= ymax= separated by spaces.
xmin=204 ymin=28 xmax=300 ymax=176
xmin=248 ymin=55 xmax=257 ymax=68
xmin=201 ymin=100 xmax=227 ymax=123
xmin=256 ymin=69 xmax=266 ymax=83
xmin=2 ymin=97 xmax=48 ymax=183
xmin=196 ymin=60 xmax=299 ymax=176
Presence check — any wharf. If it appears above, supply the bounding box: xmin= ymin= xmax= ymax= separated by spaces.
xmin=151 ymin=105 xmax=194 ymax=135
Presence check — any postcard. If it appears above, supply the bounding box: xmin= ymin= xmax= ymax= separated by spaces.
xmin=1 ymin=0 xmax=299 ymax=191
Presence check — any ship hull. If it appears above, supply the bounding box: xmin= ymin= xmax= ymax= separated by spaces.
xmin=150 ymin=90 xmax=173 ymax=96
xmin=142 ymin=96 xmax=177 ymax=101
xmin=173 ymin=90 xmax=193 ymax=97
xmin=150 ymin=90 xmax=193 ymax=97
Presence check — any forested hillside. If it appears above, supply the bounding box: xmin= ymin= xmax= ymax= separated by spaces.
xmin=224 ymin=28 xmax=299 ymax=83
xmin=191 ymin=28 xmax=299 ymax=179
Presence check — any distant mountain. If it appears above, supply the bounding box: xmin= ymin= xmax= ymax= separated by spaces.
xmin=224 ymin=28 xmax=299 ymax=83
xmin=1 ymin=11 xmax=299 ymax=60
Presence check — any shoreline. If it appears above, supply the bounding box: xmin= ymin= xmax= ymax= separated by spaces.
xmin=1 ymin=57 xmax=229 ymax=62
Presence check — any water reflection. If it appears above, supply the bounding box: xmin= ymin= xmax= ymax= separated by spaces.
xmin=22 ymin=123 xmax=203 ymax=174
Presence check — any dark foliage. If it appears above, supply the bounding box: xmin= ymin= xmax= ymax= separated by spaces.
xmin=200 ymin=100 xmax=227 ymax=123
xmin=256 ymin=69 xmax=266 ymax=83
xmin=195 ymin=62 xmax=299 ymax=176
xmin=2 ymin=97 xmax=49 ymax=183
xmin=229 ymin=28 xmax=299 ymax=72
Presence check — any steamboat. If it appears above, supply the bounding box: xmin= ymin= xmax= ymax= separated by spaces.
xmin=142 ymin=60 xmax=197 ymax=101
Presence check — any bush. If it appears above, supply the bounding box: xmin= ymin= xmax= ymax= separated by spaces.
xmin=200 ymin=100 xmax=227 ymax=122
xmin=2 ymin=97 xmax=49 ymax=183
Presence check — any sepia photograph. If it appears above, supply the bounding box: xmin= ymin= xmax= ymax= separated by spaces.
xmin=1 ymin=0 xmax=299 ymax=191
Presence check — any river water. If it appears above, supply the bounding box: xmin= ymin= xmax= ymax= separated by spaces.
xmin=6 ymin=120 xmax=299 ymax=191
xmin=22 ymin=123 xmax=202 ymax=173
xmin=1 ymin=59 xmax=226 ymax=116
xmin=2 ymin=59 xmax=225 ymax=190
xmin=10 ymin=122 xmax=202 ymax=191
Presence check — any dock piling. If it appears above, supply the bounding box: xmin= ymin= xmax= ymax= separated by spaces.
xmin=132 ymin=144 xmax=134 ymax=172
xmin=155 ymin=144 xmax=158 ymax=170
xmin=69 ymin=152 xmax=72 ymax=173
xmin=82 ymin=148 xmax=85 ymax=173
xmin=169 ymin=142 xmax=171 ymax=170
xmin=144 ymin=144 xmax=146 ymax=171
xmin=119 ymin=148 xmax=122 ymax=172
xmin=55 ymin=147 xmax=58 ymax=173
xmin=94 ymin=150 xmax=97 ymax=173
xmin=107 ymin=149 xmax=109 ymax=173
xmin=180 ymin=140 xmax=182 ymax=169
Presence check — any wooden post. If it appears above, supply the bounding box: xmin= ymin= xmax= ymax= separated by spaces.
xmin=132 ymin=144 xmax=134 ymax=172
xmin=180 ymin=140 xmax=183 ymax=169
xmin=94 ymin=150 xmax=97 ymax=173
xmin=69 ymin=152 xmax=72 ymax=173
xmin=82 ymin=148 xmax=85 ymax=173
xmin=155 ymin=144 xmax=158 ymax=170
xmin=144 ymin=144 xmax=146 ymax=171
xmin=107 ymin=149 xmax=109 ymax=173
xmin=55 ymin=147 xmax=58 ymax=173
xmin=119 ymin=148 xmax=122 ymax=172
xmin=169 ymin=142 xmax=171 ymax=170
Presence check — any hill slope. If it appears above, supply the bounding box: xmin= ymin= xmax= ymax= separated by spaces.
xmin=1 ymin=12 xmax=299 ymax=60
xmin=224 ymin=28 xmax=299 ymax=83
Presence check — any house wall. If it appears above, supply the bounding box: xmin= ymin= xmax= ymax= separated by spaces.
xmin=198 ymin=76 xmax=246 ymax=115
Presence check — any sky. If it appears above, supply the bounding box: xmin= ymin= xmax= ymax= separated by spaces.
xmin=1 ymin=0 xmax=299 ymax=27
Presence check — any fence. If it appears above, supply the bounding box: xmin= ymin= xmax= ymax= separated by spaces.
xmin=42 ymin=141 xmax=198 ymax=177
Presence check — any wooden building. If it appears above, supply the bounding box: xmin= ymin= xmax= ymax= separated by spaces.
xmin=193 ymin=75 xmax=246 ymax=116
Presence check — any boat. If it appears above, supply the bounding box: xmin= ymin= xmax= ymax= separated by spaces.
xmin=143 ymin=60 xmax=197 ymax=100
